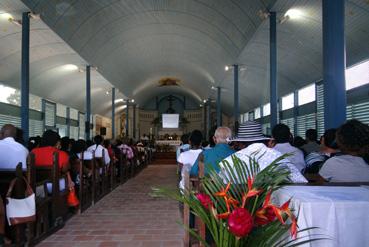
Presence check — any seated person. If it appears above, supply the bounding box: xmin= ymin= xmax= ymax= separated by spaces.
xmin=303 ymin=128 xmax=339 ymax=174
xmin=176 ymin=134 xmax=190 ymax=161
xmin=301 ymin=129 xmax=320 ymax=155
xmin=117 ymin=139 xmax=134 ymax=160
xmin=319 ymin=120 xmax=369 ymax=182
xmin=87 ymin=135 xmax=110 ymax=165
xmin=220 ymin=121 xmax=307 ymax=183
xmin=190 ymin=127 xmax=234 ymax=176
xmin=272 ymin=124 xmax=306 ymax=172
xmin=0 ymin=124 xmax=29 ymax=170
xmin=178 ymin=130 xmax=203 ymax=191
xmin=31 ymin=130 xmax=73 ymax=193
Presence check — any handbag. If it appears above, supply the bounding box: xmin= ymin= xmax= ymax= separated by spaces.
xmin=67 ymin=187 xmax=79 ymax=207
xmin=5 ymin=177 xmax=36 ymax=226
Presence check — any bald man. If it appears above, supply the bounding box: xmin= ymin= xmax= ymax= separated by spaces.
xmin=190 ymin=127 xmax=235 ymax=176
xmin=0 ymin=124 xmax=29 ymax=170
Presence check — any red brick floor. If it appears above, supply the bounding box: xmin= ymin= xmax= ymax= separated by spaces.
xmin=37 ymin=165 xmax=184 ymax=247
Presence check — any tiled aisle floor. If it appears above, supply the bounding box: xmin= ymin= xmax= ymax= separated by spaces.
xmin=38 ymin=165 xmax=184 ymax=247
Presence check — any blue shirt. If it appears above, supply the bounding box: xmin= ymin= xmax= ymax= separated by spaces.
xmin=190 ymin=143 xmax=235 ymax=176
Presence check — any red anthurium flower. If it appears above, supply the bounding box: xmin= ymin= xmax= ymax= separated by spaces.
xmin=228 ymin=208 xmax=254 ymax=237
xmin=241 ymin=176 xmax=262 ymax=208
xmin=214 ymin=182 xmax=231 ymax=198
xmin=255 ymin=207 xmax=276 ymax=225
xmin=290 ymin=215 xmax=298 ymax=239
xmin=196 ymin=193 xmax=213 ymax=209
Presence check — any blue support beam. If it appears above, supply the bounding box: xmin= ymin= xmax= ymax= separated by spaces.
xmin=85 ymin=65 xmax=91 ymax=140
xmin=270 ymin=11 xmax=278 ymax=129
xmin=233 ymin=64 xmax=239 ymax=131
xmin=125 ymin=102 xmax=129 ymax=137
xmin=111 ymin=87 xmax=115 ymax=139
xmin=216 ymin=87 xmax=222 ymax=127
xmin=133 ymin=104 xmax=136 ymax=139
xmin=21 ymin=12 xmax=30 ymax=141
xmin=323 ymin=0 xmax=346 ymax=129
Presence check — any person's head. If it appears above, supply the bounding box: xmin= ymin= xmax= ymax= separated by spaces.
xmin=189 ymin=130 xmax=202 ymax=148
xmin=71 ymin=139 xmax=87 ymax=154
xmin=41 ymin=130 xmax=61 ymax=148
xmin=28 ymin=136 xmax=41 ymax=151
xmin=93 ymin=135 xmax=104 ymax=145
xmin=103 ymin=139 xmax=111 ymax=148
xmin=0 ymin=124 xmax=17 ymax=140
xmin=336 ymin=120 xmax=369 ymax=156
xmin=213 ymin=127 xmax=232 ymax=144
xmin=230 ymin=121 xmax=271 ymax=151
xmin=321 ymin=128 xmax=337 ymax=149
xmin=305 ymin=129 xmax=317 ymax=142
xmin=272 ymin=124 xmax=291 ymax=144
xmin=181 ymin=134 xmax=190 ymax=145
xmin=60 ymin=136 xmax=70 ymax=152
xmin=293 ymin=136 xmax=306 ymax=148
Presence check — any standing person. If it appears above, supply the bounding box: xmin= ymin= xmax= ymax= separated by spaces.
xmin=301 ymin=129 xmax=320 ymax=155
xmin=178 ymin=130 xmax=203 ymax=190
xmin=319 ymin=120 xmax=369 ymax=182
xmin=0 ymin=124 xmax=29 ymax=170
xmin=272 ymin=124 xmax=306 ymax=172
xmin=190 ymin=127 xmax=234 ymax=176
xmin=87 ymin=135 xmax=110 ymax=165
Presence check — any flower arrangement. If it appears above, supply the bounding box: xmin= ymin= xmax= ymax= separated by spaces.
xmin=152 ymin=154 xmax=323 ymax=247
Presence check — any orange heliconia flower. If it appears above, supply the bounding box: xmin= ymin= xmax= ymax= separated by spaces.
xmin=241 ymin=176 xmax=262 ymax=208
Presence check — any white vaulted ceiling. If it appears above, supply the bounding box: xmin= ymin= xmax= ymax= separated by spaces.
xmin=0 ymin=0 xmax=368 ymax=115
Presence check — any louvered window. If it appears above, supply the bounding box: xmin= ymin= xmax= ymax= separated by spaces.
xmin=79 ymin=112 xmax=85 ymax=140
xmin=70 ymin=126 xmax=79 ymax=139
xmin=296 ymin=113 xmax=316 ymax=138
xmin=316 ymin=83 xmax=324 ymax=137
xmin=30 ymin=119 xmax=43 ymax=137
xmin=56 ymin=124 xmax=68 ymax=137
xmin=346 ymin=101 xmax=369 ymax=124
xmin=0 ymin=114 xmax=20 ymax=128
xmin=280 ymin=118 xmax=295 ymax=136
xmin=262 ymin=123 xmax=271 ymax=135
xmin=44 ymin=100 xmax=56 ymax=128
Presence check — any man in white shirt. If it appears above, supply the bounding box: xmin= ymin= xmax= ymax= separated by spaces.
xmin=87 ymin=135 xmax=110 ymax=165
xmin=272 ymin=124 xmax=306 ymax=172
xmin=0 ymin=124 xmax=29 ymax=170
xmin=219 ymin=122 xmax=307 ymax=184
xmin=178 ymin=130 xmax=203 ymax=191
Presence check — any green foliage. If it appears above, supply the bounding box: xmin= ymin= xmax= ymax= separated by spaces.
xmin=152 ymin=153 xmax=325 ymax=247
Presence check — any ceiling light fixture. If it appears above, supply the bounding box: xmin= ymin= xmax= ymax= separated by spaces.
xmin=0 ymin=12 xmax=13 ymax=21
xmin=225 ymin=65 xmax=230 ymax=71
xmin=62 ymin=64 xmax=78 ymax=71
xmin=280 ymin=8 xmax=303 ymax=23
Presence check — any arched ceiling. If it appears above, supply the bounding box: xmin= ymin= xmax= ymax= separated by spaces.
xmin=0 ymin=0 xmax=125 ymax=117
xmin=1 ymin=0 xmax=369 ymax=116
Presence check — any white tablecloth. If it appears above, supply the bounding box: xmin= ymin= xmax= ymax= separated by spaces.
xmin=273 ymin=186 xmax=369 ymax=247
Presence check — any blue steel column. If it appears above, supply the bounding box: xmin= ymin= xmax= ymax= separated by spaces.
xmin=21 ymin=12 xmax=30 ymax=141
xmin=85 ymin=65 xmax=91 ymax=140
xmin=133 ymin=104 xmax=136 ymax=139
xmin=270 ymin=11 xmax=278 ymax=128
xmin=233 ymin=64 xmax=239 ymax=131
xmin=111 ymin=87 xmax=115 ymax=139
xmin=323 ymin=0 xmax=346 ymax=129
xmin=125 ymin=102 xmax=129 ymax=137
xmin=206 ymin=99 xmax=211 ymax=140
xmin=216 ymin=87 xmax=222 ymax=127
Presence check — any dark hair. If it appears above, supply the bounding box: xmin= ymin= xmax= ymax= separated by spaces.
xmin=71 ymin=139 xmax=87 ymax=154
xmin=305 ymin=129 xmax=317 ymax=142
xmin=60 ymin=136 xmax=70 ymax=152
xmin=93 ymin=135 xmax=103 ymax=145
xmin=336 ymin=120 xmax=369 ymax=156
xmin=323 ymin=128 xmax=337 ymax=149
xmin=181 ymin=134 xmax=190 ymax=144
xmin=189 ymin=130 xmax=202 ymax=146
xmin=103 ymin=139 xmax=111 ymax=148
xmin=293 ymin=136 xmax=306 ymax=148
xmin=15 ymin=127 xmax=25 ymax=145
xmin=272 ymin=124 xmax=291 ymax=143
xmin=28 ymin=136 xmax=41 ymax=151
xmin=41 ymin=130 xmax=60 ymax=147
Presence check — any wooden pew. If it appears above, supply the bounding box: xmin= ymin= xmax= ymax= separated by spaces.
xmin=29 ymin=152 xmax=68 ymax=229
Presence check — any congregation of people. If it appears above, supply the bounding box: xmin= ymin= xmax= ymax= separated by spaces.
xmin=177 ymin=119 xmax=369 ymax=190
xmin=0 ymin=124 xmax=154 ymax=245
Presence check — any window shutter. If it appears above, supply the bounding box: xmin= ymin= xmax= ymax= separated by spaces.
xmin=44 ymin=101 xmax=56 ymax=128
xmin=296 ymin=113 xmax=316 ymax=137
xmin=281 ymin=118 xmax=295 ymax=136
xmin=316 ymin=83 xmax=324 ymax=137
xmin=79 ymin=112 xmax=85 ymax=139
xmin=347 ymin=101 xmax=369 ymax=124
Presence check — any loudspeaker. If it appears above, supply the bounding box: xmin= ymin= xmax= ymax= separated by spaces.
xmin=100 ymin=127 xmax=107 ymax=136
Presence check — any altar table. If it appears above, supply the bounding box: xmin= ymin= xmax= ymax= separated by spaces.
xmin=273 ymin=186 xmax=369 ymax=247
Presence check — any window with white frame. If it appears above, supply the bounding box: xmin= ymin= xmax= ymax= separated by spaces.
xmin=263 ymin=103 xmax=270 ymax=116
xmin=0 ymin=84 xmax=20 ymax=106
xmin=282 ymin=93 xmax=294 ymax=110
xmin=298 ymin=84 xmax=316 ymax=106
xmin=346 ymin=59 xmax=369 ymax=90
xmin=254 ymin=107 xmax=261 ymax=119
